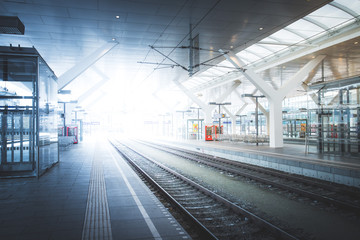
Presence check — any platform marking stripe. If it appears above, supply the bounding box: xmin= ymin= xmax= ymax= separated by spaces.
xmin=82 ymin=152 xmax=113 ymax=240
xmin=109 ymin=148 xmax=163 ymax=240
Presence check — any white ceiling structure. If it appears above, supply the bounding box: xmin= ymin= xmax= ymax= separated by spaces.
xmin=0 ymin=0 xmax=359 ymax=118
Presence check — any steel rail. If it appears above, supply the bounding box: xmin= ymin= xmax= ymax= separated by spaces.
xmin=139 ymin=140 xmax=360 ymax=214
xmin=114 ymin=140 xmax=299 ymax=240
xmin=109 ymin=139 xmax=218 ymax=240
xmin=165 ymin=143 xmax=359 ymax=197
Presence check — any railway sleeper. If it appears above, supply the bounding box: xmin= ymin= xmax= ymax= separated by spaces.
xmin=192 ymin=209 xmax=236 ymax=219
xmin=172 ymin=195 xmax=209 ymax=201
xmin=158 ymin=182 xmax=193 ymax=189
xmin=177 ymin=198 xmax=215 ymax=206
xmin=170 ymin=191 xmax=201 ymax=197
xmin=125 ymin=141 xmax=301 ymax=240
xmin=185 ymin=203 xmax=222 ymax=210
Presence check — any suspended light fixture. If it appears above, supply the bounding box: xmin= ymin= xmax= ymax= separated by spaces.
xmin=0 ymin=16 xmax=25 ymax=35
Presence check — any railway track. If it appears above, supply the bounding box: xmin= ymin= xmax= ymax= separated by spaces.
xmin=110 ymin=139 xmax=299 ymax=240
xmin=137 ymin=140 xmax=360 ymax=215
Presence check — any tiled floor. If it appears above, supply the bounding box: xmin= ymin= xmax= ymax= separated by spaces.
xmin=0 ymin=138 xmax=190 ymax=240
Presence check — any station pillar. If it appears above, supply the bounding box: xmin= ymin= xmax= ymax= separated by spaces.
xmin=269 ymin=98 xmax=284 ymax=148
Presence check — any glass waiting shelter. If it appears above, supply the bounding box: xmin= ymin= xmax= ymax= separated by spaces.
xmin=0 ymin=46 xmax=58 ymax=177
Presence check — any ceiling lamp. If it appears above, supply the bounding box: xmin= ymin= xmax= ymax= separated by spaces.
xmin=0 ymin=16 xmax=25 ymax=35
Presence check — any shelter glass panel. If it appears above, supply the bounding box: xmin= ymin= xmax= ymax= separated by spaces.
xmin=0 ymin=46 xmax=58 ymax=177
xmin=38 ymin=58 xmax=58 ymax=175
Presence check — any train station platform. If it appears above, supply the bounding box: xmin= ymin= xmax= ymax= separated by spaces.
xmin=0 ymin=138 xmax=190 ymax=240
xmin=160 ymin=139 xmax=360 ymax=189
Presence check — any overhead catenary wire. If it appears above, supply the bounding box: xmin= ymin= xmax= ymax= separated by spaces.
xmin=138 ymin=0 xmax=223 ymax=84
xmin=132 ymin=0 xmax=192 ymax=86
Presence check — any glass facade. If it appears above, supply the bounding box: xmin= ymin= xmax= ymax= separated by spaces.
xmin=38 ymin=58 xmax=59 ymax=174
xmin=306 ymin=85 xmax=360 ymax=155
xmin=0 ymin=46 xmax=58 ymax=177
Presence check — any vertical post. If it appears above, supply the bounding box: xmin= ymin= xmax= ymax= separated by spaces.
xmin=80 ymin=120 xmax=83 ymax=142
xmin=11 ymin=112 xmax=14 ymax=162
xmin=163 ymin=115 xmax=165 ymax=137
xmin=357 ymin=107 xmax=360 ymax=153
xmin=182 ymin=112 xmax=185 ymax=140
xmin=35 ymin=56 xmax=40 ymax=178
xmin=171 ymin=113 xmax=174 ymax=138
xmin=1 ymin=107 xmax=8 ymax=165
xmin=186 ymin=115 xmax=189 ymax=140
xmin=190 ymin=107 xmax=202 ymax=140
xmin=346 ymin=88 xmax=351 ymax=153
xmin=188 ymin=24 xmax=193 ymax=76
xmin=255 ymin=97 xmax=259 ymax=146
xmin=318 ymin=90 xmax=323 ymax=153
xmin=209 ymin=102 xmax=231 ymax=139
xmin=20 ymin=112 xmax=23 ymax=162
xmin=231 ymin=115 xmax=236 ymax=135
xmin=339 ymin=89 xmax=345 ymax=153
xmin=238 ymin=115 xmax=241 ymax=135
xmin=204 ymin=108 xmax=212 ymax=138
xmin=63 ymin=103 xmax=66 ymax=135
xmin=227 ymin=117 xmax=230 ymax=134
xmin=197 ymin=108 xmax=200 ymax=140
xmin=218 ymin=105 xmax=221 ymax=137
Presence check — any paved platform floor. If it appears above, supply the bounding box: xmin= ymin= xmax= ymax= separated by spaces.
xmin=0 ymin=138 xmax=190 ymax=240
xmin=159 ymin=138 xmax=360 ymax=188
xmin=164 ymin=138 xmax=360 ymax=168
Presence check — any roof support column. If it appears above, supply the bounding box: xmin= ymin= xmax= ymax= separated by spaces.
xmin=174 ymin=79 xmax=240 ymax=128
xmin=207 ymin=80 xmax=240 ymax=134
xmin=173 ymin=78 xmax=213 ymax=128
xmin=269 ymin=97 xmax=283 ymax=148
xmin=223 ymin=101 xmax=249 ymax=135
xmin=209 ymin=80 xmax=241 ymax=111
xmin=222 ymin=50 xmax=326 ymax=148
xmin=222 ymin=106 xmax=236 ymax=134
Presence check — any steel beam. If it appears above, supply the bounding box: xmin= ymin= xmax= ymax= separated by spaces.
xmin=222 ymin=106 xmax=236 ymax=134
xmin=207 ymin=22 xmax=359 ymax=91
xmin=221 ymin=50 xmax=276 ymax=99
xmin=190 ymin=72 xmax=242 ymax=92
xmin=58 ymin=41 xmax=118 ymax=91
xmin=210 ymin=80 xmax=241 ymax=111
xmin=173 ymin=78 xmax=213 ymax=125
xmin=152 ymin=92 xmax=180 ymax=114
xmin=254 ymin=23 xmax=360 ymax=72
xmin=82 ymin=91 xmax=106 ymax=109
xmin=223 ymin=102 xmax=248 ymax=135
xmin=77 ymin=67 xmax=110 ymax=104
xmin=328 ymin=94 xmax=340 ymax=106
xmin=173 ymin=78 xmax=208 ymax=110
xmin=330 ymin=2 xmax=359 ymax=18
xmin=277 ymin=55 xmax=326 ymax=98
